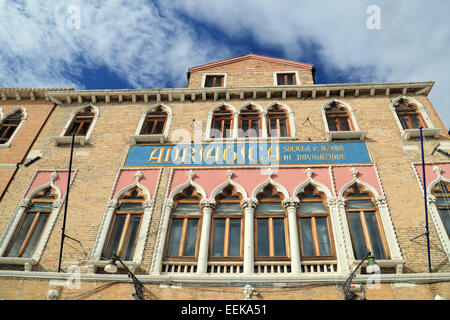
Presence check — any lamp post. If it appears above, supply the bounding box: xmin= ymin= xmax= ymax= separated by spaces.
xmin=104 ymin=253 xmax=144 ymax=300
xmin=342 ymin=251 xmax=378 ymax=300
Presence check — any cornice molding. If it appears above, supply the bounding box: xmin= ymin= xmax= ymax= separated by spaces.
xmin=45 ymin=81 xmax=435 ymax=106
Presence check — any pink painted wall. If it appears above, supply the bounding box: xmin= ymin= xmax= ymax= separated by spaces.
xmin=168 ymin=167 xmax=334 ymax=198
xmin=414 ymin=163 xmax=450 ymax=191
xmin=111 ymin=169 xmax=161 ymax=199
xmin=25 ymin=171 xmax=76 ymax=199
xmin=332 ymin=166 xmax=382 ymax=196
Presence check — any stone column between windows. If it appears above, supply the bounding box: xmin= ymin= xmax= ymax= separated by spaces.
xmin=197 ymin=199 xmax=216 ymax=273
xmin=283 ymin=198 xmax=301 ymax=273
xmin=242 ymin=198 xmax=258 ymax=274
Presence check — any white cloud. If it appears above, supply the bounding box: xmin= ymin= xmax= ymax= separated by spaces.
xmin=0 ymin=0 xmax=232 ymax=89
xmin=1 ymin=1 xmax=449 ymax=129
xmin=171 ymin=0 xmax=450 ymax=129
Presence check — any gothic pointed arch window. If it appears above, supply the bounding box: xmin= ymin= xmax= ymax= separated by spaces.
xmin=102 ymin=187 xmax=146 ymax=261
xmin=210 ymin=186 xmax=244 ymax=259
xmin=344 ymin=184 xmax=389 ymax=260
xmin=140 ymin=106 xmax=168 ymax=135
xmin=267 ymin=104 xmax=289 ymax=137
xmin=325 ymin=101 xmax=352 ymax=132
xmin=165 ymin=186 xmax=202 ymax=259
xmin=239 ymin=105 xmax=261 ymax=138
xmin=297 ymin=185 xmax=335 ymax=259
xmin=394 ymin=99 xmax=425 ymax=129
xmin=0 ymin=108 xmax=25 ymax=145
xmin=431 ymin=182 xmax=450 ymax=237
xmin=211 ymin=105 xmax=233 ymax=138
xmin=4 ymin=187 xmax=56 ymax=258
xmin=255 ymin=185 xmax=289 ymax=259
xmin=65 ymin=106 xmax=96 ymax=136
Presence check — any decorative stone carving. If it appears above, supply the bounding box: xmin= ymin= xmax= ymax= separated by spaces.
xmin=144 ymin=199 xmax=154 ymax=209
xmin=242 ymin=284 xmax=258 ymax=300
xmin=200 ymin=199 xmax=216 ymax=210
xmin=283 ymin=197 xmax=299 ymax=209
xmin=187 ymin=170 xmax=195 ymax=181
xmin=350 ymin=167 xmax=358 ymax=179
xmin=18 ymin=199 xmax=30 ymax=208
xmin=241 ymin=198 xmax=258 ymax=209
xmin=134 ymin=170 xmax=143 ymax=182
xmin=306 ymin=168 xmax=314 ymax=179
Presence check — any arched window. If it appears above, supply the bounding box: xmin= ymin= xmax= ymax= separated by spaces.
xmin=394 ymin=99 xmax=425 ymax=129
xmin=297 ymin=185 xmax=334 ymax=259
xmin=344 ymin=184 xmax=388 ymax=260
xmin=4 ymin=187 xmax=56 ymax=258
xmin=102 ymin=187 xmax=146 ymax=261
xmin=0 ymin=109 xmax=24 ymax=145
xmin=210 ymin=186 xmax=243 ymax=259
xmin=65 ymin=106 xmax=96 ymax=136
xmin=211 ymin=105 xmax=233 ymax=138
xmin=255 ymin=186 xmax=289 ymax=259
xmin=140 ymin=107 xmax=168 ymax=135
xmin=325 ymin=102 xmax=352 ymax=131
xmin=166 ymin=187 xmax=202 ymax=259
xmin=239 ymin=105 xmax=261 ymax=138
xmin=431 ymin=182 xmax=450 ymax=237
xmin=267 ymin=104 xmax=289 ymax=137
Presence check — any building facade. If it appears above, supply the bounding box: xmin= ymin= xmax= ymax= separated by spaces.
xmin=0 ymin=54 xmax=449 ymax=300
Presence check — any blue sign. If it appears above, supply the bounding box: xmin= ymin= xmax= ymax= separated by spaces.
xmin=124 ymin=142 xmax=371 ymax=167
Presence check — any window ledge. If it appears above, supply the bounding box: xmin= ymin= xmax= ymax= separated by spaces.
xmin=326 ymin=130 xmax=367 ymax=141
xmin=87 ymin=260 xmax=139 ymax=273
xmin=0 ymin=143 xmax=12 ymax=148
xmin=204 ymin=136 xmax=299 ymax=142
xmin=402 ymin=128 xmax=441 ymax=140
xmin=131 ymin=134 xmax=165 ymax=144
xmin=350 ymin=258 xmax=404 ymax=274
xmin=53 ymin=136 xmax=88 ymax=146
xmin=0 ymin=257 xmax=38 ymax=271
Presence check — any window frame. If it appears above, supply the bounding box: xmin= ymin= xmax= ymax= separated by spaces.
xmin=140 ymin=107 xmax=168 ymax=135
xmin=344 ymin=184 xmax=390 ymax=260
xmin=54 ymin=103 xmax=99 ymax=146
xmin=325 ymin=102 xmax=353 ymax=132
xmin=211 ymin=105 xmax=234 ymax=139
xmin=102 ymin=188 xmax=146 ymax=261
xmin=3 ymin=188 xmax=56 ymax=258
xmin=165 ymin=187 xmax=203 ymax=261
xmin=297 ymin=186 xmax=336 ymax=261
xmin=254 ymin=186 xmax=290 ymax=261
xmin=266 ymin=104 xmax=290 ymax=138
xmin=0 ymin=107 xmax=27 ymax=148
xmin=209 ymin=186 xmax=244 ymax=261
xmin=64 ymin=106 xmax=95 ymax=137
xmin=202 ymin=73 xmax=227 ymax=88
xmin=238 ymin=104 xmax=262 ymax=138
xmin=390 ymin=96 xmax=440 ymax=140
xmin=132 ymin=103 xmax=173 ymax=144
xmin=273 ymin=71 xmax=300 ymax=86
xmin=431 ymin=181 xmax=450 ymax=238
xmin=320 ymin=99 xmax=366 ymax=141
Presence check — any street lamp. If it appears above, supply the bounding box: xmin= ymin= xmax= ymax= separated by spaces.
xmin=342 ymin=251 xmax=378 ymax=300
xmin=104 ymin=253 xmax=144 ymax=300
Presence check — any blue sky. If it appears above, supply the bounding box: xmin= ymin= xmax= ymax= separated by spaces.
xmin=1 ymin=1 xmax=449 ymax=129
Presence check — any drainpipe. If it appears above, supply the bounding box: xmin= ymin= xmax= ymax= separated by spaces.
xmin=419 ymin=127 xmax=432 ymax=273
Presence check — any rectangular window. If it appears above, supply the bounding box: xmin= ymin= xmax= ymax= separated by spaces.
xmin=205 ymin=75 xmax=224 ymax=87
xmin=277 ymin=73 xmax=296 ymax=85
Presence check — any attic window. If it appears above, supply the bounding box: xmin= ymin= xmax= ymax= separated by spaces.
xmin=204 ymin=75 xmax=225 ymax=88
xmin=277 ymin=73 xmax=296 ymax=85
